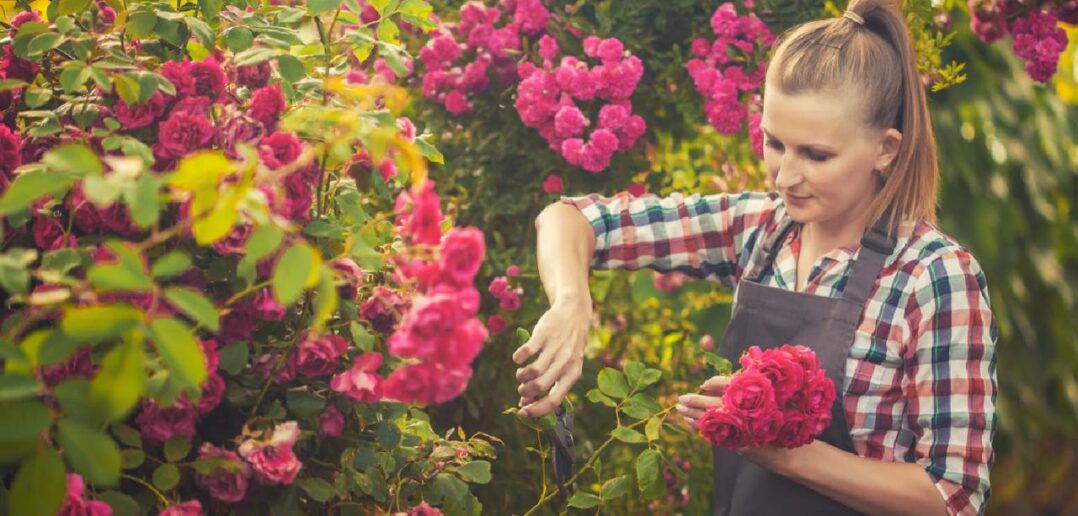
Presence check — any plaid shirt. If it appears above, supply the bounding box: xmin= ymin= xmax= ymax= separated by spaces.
xmin=562 ymin=191 xmax=998 ymax=516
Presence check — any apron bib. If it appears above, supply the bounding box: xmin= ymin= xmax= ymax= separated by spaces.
xmin=711 ymin=217 xmax=896 ymax=516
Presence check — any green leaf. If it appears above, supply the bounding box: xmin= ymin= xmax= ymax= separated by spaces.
xmin=198 ymin=0 xmax=223 ymax=19
xmin=399 ymin=0 xmax=431 ymax=19
xmin=277 ymin=54 xmax=305 ymax=83
xmin=54 ymin=380 xmax=99 ymax=424
xmin=455 ymin=460 xmax=491 ymax=484
xmin=308 ymin=0 xmax=338 ymax=15
xmin=149 ymin=318 xmax=208 ymax=392
xmin=0 ymin=375 xmax=41 ymax=402
xmin=217 ymin=343 xmax=248 ymax=375
xmin=185 ymin=17 xmax=215 ymax=50
xmin=126 ymin=11 xmax=158 ymax=39
xmin=368 ymin=0 xmax=390 ymax=14
xmin=224 ymin=27 xmax=254 ymax=52
xmin=232 ymin=46 xmax=282 ymax=66
xmin=27 ymin=32 xmax=63 ymax=59
xmin=99 ymin=491 xmax=140 ymax=516
xmin=152 ymin=463 xmax=180 ymax=491
xmin=163 ymin=436 xmax=191 ymax=463
xmin=376 ymin=421 xmax=401 ymax=449
xmin=624 ymin=360 xmax=644 ymax=387
xmin=8 ymin=449 xmax=66 ymax=516
xmin=0 ymin=401 xmax=51 ymax=442
xmin=611 ymin=427 xmax=646 ymax=444
xmin=164 ymin=288 xmax=220 ymax=332
xmin=312 ymin=266 xmax=338 ymax=332
xmin=376 ymin=19 xmax=400 ymax=45
xmin=23 ymin=85 xmax=51 ymax=108
xmin=645 ymin=416 xmax=662 ymax=442
xmin=57 ymin=418 xmax=121 ymax=485
xmin=89 ymin=336 xmax=146 ymax=421
xmin=113 ymin=74 xmax=141 ymax=106
xmin=705 ymin=352 xmax=733 ymax=375
xmin=415 ymin=137 xmax=443 ymax=165
xmin=58 ymin=0 xmax=92 ymax=16
xmin=44 ymin=143 xmax=103 ymax=177
xmin=151 ymin=252 xmax=191 ymax=280
xmin=636 ymin=449 xmax=663 ymax=499
xmin=245 ymin=225 xmax=283 ymax=262
xmin=299 ymin=477 xmax=335 ymax=502
xmin=126 ymin=173 xmax=161 ymax=228
xmin=111 ymin=423 xmax=142 ymax=449
xmin=61 ymin=305 xmax=143 ymax=343
xmin=350 ymin=323 xmax=374 ymax=352
xmin=0 ymin=170 xmax=76 ymax=216
xmin=88 ymin=263 xmax=154 ymax=293
xmin=637 ymin=368 xmax=662 ymax=389
xmin=272 ymin=243 xmax=317 ymax=305
xmin=0 ymin=79 xmax=27 ymax=91
xmin=515 ymin=327 xmax=530 ymax=346
xmin=586 ymin=388 xmax=616 ymax=408
xmin=597 ymin=368 xmax=629 ymax=399
xmin=601 ymin=475 xmax=631 ymax=499
xmin=60 ymin=65 xmax=91 ymax=94
xmin=120 ymin=449 xmax=145 ymax=469
xmin=429 ymin=473 xmax=468 ymax=505
xmin=567 ymin=492 xmax=599 ymax=509
xmin=622 ymin=393 xmax=662 ymax=420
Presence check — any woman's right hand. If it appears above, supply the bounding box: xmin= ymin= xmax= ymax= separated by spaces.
xmin=677 ymin=375 xmax=731 ymax=431
xmin=512 ymin=294 xmax=592 ymax=418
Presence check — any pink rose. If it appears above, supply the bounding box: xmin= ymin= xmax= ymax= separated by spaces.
xmin=697 ymin=406 xmax=751 ymax=449
xmin=169 ymin=96 xmax=211 ymax=116
xmin=746 ymin=406 xmax=784 ymax=447
xmin=157 ymin=110 xmax=214 ymax=158
xmin=438 ymin=227 xmax=486 ymax=286
xmin=789 ymin=369 xmax=836 ymax=418
xmin=259 ymin=131 xmax=304 ymax=170
xmin=211 ymin=223 xmax=252 ymax=255
xmin=330 ymin=352 xmax=383 ymax=403
xmin=197 ymin=373 xmax=225 ymax=414
xmin=219 ymin=310 xmax=256 ymax=344
xmin=498 ymin=291 xmax=521 ymax=311
xmin=319 ymin=405 xmax=345 ymax=437
xmin=389 ymin=294 xmax=467 ymax=359
xmin=40 ymin=346 xmax=95 ymax=386
xmin=135 ymin=398 xmax=199 ymax=444
xmin=160 ymin=60 xmax=197 ymax=98
xmin=281 ymin=173 xmax=313 ymax=221
xmin=113 ymin=91 xmax=166 ymax=129
xmin=194 ymin=443 xmax=250 ymax=503
xmin=722 ymin=370 xmax=777 ymax=420
xmin=394 ymin=180 xmax=444 ymax=245
xmin=330 ymin=258 xmax=364 ymax=300
xmin=405 ymin=502 xmax=444 ymax=516
xmin=238 ymin=421 xmax=302 ymax=485
xmin=216 ymin=107 xmax=266 ymax=158
xmin=774 ymin=414 xmax=816 ymax=449
xmin=1 ymin=46 xmax=40 ymax=82
xmin=359 ymin=286 xmax=405 ymax=334
xmin=158 ymin=500 xmax=203 ymax=516
xmin=382 ymin=363 xmax=471 ymax=405
xmin=33 ymin=215 xmax=77 ymax=250
xmin=242 ymin=288 xmax=287 ymax=321
xmin=396 ymin=117 xmax=416 ymax=142
xmin=487 ymin=315 xmax=507 ymax=334
xmin=248 ymin=83 xmax=286 ymax=130
xmin=58 ymin=474 xmax=112 ymax=516
xmin=0 ymin=125 xmax=23 ymax=176
xmin=507 ymin=265 xmax=520 ymax=277
xmin=779 ymin=344 xmax=820 ymax=372
xmin=292 ymin=331 xmax=349 ymax=377
xmin=542 ymin=174 xmax=564 ymax=194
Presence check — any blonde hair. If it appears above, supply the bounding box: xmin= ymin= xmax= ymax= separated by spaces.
xmin=766 ymin=0 xmax=939 ymax=226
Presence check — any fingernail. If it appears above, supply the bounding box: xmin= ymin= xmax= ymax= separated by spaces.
xmin=678 ymin=394 xmax=688 ymax=402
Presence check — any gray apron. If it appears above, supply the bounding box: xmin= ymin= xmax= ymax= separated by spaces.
xmin=711 ymin=216 xmax=896 ymax=516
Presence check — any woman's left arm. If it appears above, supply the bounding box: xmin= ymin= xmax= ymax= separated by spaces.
xmin=741 ymin=441 xmax=947 ymax=516
xmin=746 ymin=247 xmax=998 ymax=516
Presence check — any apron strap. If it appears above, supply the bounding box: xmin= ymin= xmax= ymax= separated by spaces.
xmin=841 ymin=215 xmax=898 ymax=306
xmin=745 ymin=216 xmax=797 ymax=283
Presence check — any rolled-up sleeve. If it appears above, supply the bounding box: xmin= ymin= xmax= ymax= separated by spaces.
xmin=559 ymin=191 xmax=780 ymax=286
xmin=903 ymin=248 xmax=998 ymax=516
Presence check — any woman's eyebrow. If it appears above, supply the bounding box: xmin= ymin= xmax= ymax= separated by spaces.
xmin=760 ymin=126 xmax=837 ymax=153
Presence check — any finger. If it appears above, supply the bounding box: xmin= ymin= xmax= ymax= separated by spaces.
xmin=679 ymin=394 xmax=723 ymax=410
xmin=700 ymin=375 xmax=731 ymax=393
xmin=518 ymin=396 xmax=534 ymax=408
xmin=519 ymin=353 xmax=571 ymax=399
xmin=675 ymin=403 xmax=706 ymax=420
xmin=516 ymin=345 xmax=556 ymax=384
xmin=512 ymin=334 xmax=544 ymax=365
xmin=521 ymin=366 xmax=580 ymax=418
xmin=684 ymin=417 xmax=696 ymax=431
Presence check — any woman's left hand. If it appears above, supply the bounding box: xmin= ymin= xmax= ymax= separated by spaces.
xmin=737 ymin=444 xmax=799 ymax=476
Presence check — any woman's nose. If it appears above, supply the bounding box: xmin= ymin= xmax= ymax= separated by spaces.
xmin=774 ymin=154 xmax=803 ymax=189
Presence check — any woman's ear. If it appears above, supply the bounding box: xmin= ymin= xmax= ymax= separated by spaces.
xmin=875 ymin=128 xmax=902 ymax=170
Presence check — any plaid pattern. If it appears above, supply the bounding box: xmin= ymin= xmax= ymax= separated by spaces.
xmin=562 ymin=191 xmax=998 ymax=516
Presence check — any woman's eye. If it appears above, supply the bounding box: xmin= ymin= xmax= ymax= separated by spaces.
xmin=805 ymin=151 xmax=830 ymax=162
xmin=766 ymin=140 xmax=783 ymax=151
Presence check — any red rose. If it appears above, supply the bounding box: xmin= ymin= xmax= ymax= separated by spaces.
xmin=697 ymin=406 xmax=751 ymax=449
xmin=780 ymin=344 xmax=820 ymax=372
xmin=438 ymin=226 xmax=486 ymax=286
xmin=235 ymin=61 xmax=272 ymax=89
xmin=281 ymin=173 xmax=313 ymax=221
xmin=242 ymin=288 xmax=287 ymax=321
xmin=487 ymin=314 xmax=507 ymax=334
xmin=113 ymin=91 xmax=166 ymax=129
xmin=749 ymin=347 xmax=804 ymax=404
xmin=789 ymin=369 xmax=836 ymax=418
xmin=248 ymin=83 xmax=286 ymax=130
xmin=774 ymin=414 xmax=816 ymax=449
xmin=291 ymin=331 xmax=349 ymax=377
xmin=157 ymin=110 xmax=214 ymax=158
xmin=216 ymin=107 xmax=265 ymax=158
xmin=259 ymin=131 xmax=303 ymax=169
xmin=330 ymin=257 xmax=364 ymax=300
xmin=135 ymin=397 xmax=199 ymax=444
xmin=190 ymin=57 xmax=227 ymax=99
xmin=194 ymin=443 xmax=250 ymax=503
xmin=169 ymin=95 xmax=212 ymax=116
xmin=0 ymin=124 xmax=22 ymax=175
xmin=196 ymin=373 xmax=225 ymax=414
xmin=160 ymin=60 xmax=197 ymax=98
xmin=40 ymin=346 xmax=95 ymax=386
xmin=32 ymin=215 xmax=77 ymax=250
xmin=747 ymin=407 xmax=784 ymax=447
xmin=722 ymin=370 xmax=777 ymax=419
xmin=1 ymin=46 xmax=40 ymax=82
xmin=359 ymin=286 xmax=406 ymax=334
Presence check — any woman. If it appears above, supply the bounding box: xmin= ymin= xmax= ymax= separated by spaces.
xmin=511 ymin=1 xmax=997 ymax=515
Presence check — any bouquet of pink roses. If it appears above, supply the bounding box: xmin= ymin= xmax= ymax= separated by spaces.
xmin=698 ymin=345 xmax=836 ymax=449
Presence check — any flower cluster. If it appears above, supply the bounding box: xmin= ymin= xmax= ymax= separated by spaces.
xmin=515 ymin=35 xmax=647 ymax=172
xmin=58 ymin=474 xmax=111 ymax=515
xmin=686 ymin=3 xmax=773 ymax=145
xmin=697 ymin=345 xmax=835 ymax=449
xmin=1010 ymin=8 xmax=1069 ymax=83
xmin=486 ymin=264 xmax=522 ymax=333
xmin=419 ymin=0 xmax=550 ymax=114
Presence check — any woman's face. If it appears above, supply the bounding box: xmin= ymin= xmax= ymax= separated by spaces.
xmin=760 ymin=85 xmax=901 ymax=229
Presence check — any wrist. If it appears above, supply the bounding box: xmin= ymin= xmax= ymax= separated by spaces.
xmin=778 ymin=440 xmax=823 ymax=479
xmin=553 ymin=290 xmax=591 ymax=308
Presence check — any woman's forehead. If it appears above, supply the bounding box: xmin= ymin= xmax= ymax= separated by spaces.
xmin=761 ymin=88 xmax=867 ymax=145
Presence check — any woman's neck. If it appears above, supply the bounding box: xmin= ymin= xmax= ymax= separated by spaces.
xmin=800 ymin=203 xmax=878 ymax=257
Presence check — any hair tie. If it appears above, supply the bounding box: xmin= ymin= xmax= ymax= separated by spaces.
xmin=843 ymin=10 xmax=865 ymax=25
